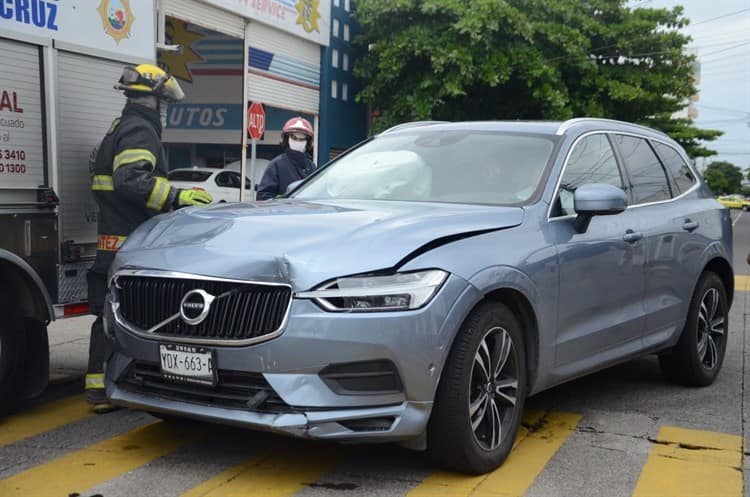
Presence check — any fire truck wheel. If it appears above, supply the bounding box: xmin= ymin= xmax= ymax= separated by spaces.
xmin=0 ymin=287 xmax=25 ymax=414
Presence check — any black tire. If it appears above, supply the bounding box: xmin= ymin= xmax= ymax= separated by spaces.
xmin=0 ymin=286 xmax=26 ymax=414
xmin=659 ymin=272 xmax=728 ymax=386
xmin=427 ymin=301 xmax=527 ymax=474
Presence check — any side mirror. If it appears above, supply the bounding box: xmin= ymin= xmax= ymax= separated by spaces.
xmin=285 ymin=180 xmax=303 ymax=195
xmin=573 ymin=183 xmax=627 ymax=233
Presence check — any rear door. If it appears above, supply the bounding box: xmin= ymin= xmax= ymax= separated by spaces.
xmin=611 ymin=135 xmax=704 ymax=347
xmin=214 ymin=171 xmax=242 ymax=202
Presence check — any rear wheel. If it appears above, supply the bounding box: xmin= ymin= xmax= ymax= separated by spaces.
xmin=427 ymin=301 xmax=527 ymax=474
xmin=0 ymin=286 xmax=25 ymax=414
xmin=659 ymin=272 xmax=728 ymax=386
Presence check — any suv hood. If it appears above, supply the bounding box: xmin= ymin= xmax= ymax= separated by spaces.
xmin=115 ymin=199 xmax=524 ymax=290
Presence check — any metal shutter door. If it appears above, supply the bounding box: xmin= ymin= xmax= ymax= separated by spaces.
xmin=165 ymin=0 xmax=245 ymax=38
xmin=247 ymin=21 xmax=320 ymax=115
xmin=57 ymin=51 xmax=126 ymax=244
xmin=0 ymin=38 xmax=45 ymax=190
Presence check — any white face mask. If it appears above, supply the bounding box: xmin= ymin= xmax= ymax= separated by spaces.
xmin=288 ymin=138 xmax=307 ymax=153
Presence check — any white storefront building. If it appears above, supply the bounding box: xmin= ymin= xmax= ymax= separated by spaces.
xmin=158 ymin=0 xmax=330 ymax=171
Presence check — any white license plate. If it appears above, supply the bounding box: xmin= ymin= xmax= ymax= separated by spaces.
xmin=159 ymin=344 xmax=216 ymax=386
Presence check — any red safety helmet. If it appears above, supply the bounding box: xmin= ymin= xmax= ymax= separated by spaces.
xmin=282 ymin=117 xmax=313 ymax=138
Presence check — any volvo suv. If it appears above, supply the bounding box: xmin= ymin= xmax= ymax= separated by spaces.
xmin=103 ymin=119 xmax=733 ymax=474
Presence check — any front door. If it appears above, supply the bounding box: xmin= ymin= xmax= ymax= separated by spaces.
xmin=547 ymin=133 xmax=646 ymax=371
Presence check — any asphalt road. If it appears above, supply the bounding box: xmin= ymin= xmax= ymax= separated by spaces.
xmin=1 ymin=211 xmax=749 ymax=497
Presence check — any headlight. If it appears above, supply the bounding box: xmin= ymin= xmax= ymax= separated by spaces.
xmin=297 ymin=269 xmax=448 ymax=312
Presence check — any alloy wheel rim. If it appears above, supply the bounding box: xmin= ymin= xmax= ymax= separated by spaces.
xmin=696 ymin=287 xmax=725 ymax=370
xmin=469 ymin=326 xmax=519 ymax=451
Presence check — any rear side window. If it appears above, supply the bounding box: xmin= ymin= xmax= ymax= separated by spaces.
xmin=167 ymin=170 xmax=211 ymax=182
xmin=613 ymin=135 xmax=671 ymax=204
xmin=556 ymin=133 xmax=623 ymax=216
xmin=653 ymin=142 xmax=697 ymax=195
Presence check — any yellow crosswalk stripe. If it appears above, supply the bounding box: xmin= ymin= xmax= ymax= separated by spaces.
xmin=0 ymin=421 xmax=204 ymax=496
xmin=181 ymin=442 xmax=342 ymax=497
xmin=734 ymin=275 xmax=750 ymax=292
xmin=0 ymin=395 xmax=93 ymax=447
xmin=407 ymin=411 xmax=581 ymax=497
xmin=632 ymin=426 xmax=743 ymax=497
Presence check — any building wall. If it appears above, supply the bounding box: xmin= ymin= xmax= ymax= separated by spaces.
xmin=318 ymin=0 xmax=368 ymax=165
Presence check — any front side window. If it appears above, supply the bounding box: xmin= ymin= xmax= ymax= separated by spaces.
xmin=614 ymin=135 xmax=671 ymax=204
xmin=653 ymin=142 xmax=697 ymax=195
xmin=215 ymin=172 xmax=240 ymax=188
xmin=556 ymin=134 xmax=623 ymax=217
xmin=293 ymin=131 xmax=557 ymax=205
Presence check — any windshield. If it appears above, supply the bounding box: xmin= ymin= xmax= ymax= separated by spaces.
xmin=168 ymin=170 xmax=212 ymax=182
xmin=293 ymin=130 xmax=556 ymax=205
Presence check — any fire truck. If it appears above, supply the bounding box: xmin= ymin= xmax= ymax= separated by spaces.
xmin=0 ymin=1 xmax=156 ymax=409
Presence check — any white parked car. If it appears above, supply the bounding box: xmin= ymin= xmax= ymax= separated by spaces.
xmin=167 ymin=168 xmax=250 ymax=203
xmin=224 ymin=158 xmax=270 ymax=187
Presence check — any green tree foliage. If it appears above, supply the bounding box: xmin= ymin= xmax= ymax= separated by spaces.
xmin=703 ymin=161 xmax=743 ymax=194
xmin=354 ymin=0 xmax=721 ymax=157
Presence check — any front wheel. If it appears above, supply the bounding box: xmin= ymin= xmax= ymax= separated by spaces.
xmin=659 ymin=272 xmax=728 ymax=386
xmin=427 ymin=301 xmax=527 ymax=474
xmin=0 ymin=286 xmax=25 ymax=414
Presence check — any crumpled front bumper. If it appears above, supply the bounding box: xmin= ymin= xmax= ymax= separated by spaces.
xmin=104 ymin=273 xmax=479 ymax=443
xmin=107 ymin=384 xmax=432 ymax=443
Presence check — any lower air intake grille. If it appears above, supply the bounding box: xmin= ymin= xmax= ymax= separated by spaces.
xmin=119 ymin=362 xmax=289 ymax=412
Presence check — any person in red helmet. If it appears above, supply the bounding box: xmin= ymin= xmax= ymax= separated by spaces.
xmin=257 ymin=117 xmax=316 ymax=200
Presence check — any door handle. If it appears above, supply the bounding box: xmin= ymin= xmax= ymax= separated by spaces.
xmin=682 ymin=220 xmax=699 ymax=232
xmin=623 ymin=230 xmax=643 ymax=244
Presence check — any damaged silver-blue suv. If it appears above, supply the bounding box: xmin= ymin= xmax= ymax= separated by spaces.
xmin=104 ymin=119 xmax=733 ymax=474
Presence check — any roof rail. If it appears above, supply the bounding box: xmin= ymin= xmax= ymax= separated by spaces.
xmin=379 ymin=121 xmax=449 ymax=134
xmin=556 ymin=118 xmax=670 ymax=138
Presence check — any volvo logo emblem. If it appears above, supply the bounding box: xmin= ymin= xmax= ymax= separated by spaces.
xmin=180 ymin=289 xmax=215 ymax=325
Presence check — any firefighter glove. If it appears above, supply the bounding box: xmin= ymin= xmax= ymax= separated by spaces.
xmin=177 ymin=189 xmax=213 ymax=207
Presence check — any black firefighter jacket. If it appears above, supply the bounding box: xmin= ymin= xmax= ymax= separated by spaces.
xmin=257 ymin=149 xmax=316 ymax=200
xmin=90 ymin=103 xmax=179 ymax=276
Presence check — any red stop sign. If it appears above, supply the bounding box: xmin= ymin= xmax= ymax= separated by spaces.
xmin=248 ymin=102 xmax=265 ymax=140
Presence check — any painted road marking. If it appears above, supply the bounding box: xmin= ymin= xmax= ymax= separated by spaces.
xmin=735 ymin=275 xmax=750 ymax=292
xmin=632 ymin=426 xmax=743 ymax=497
xmin=733 ymin=210 xmax=744 ymax=227
xmin=407 ymin=411 xmax=582 ymax=497
xmin=181 ymin=442 xmax=342 ymax=497
xmin=0 ymin=421 xmax=204 ymax=496
xmin=0 ymin=395 xmax=93 ymax=447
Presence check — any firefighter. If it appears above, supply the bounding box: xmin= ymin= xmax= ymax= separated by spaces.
xmin=86 ymin=64 xmax=213 ymax=413
xmin=257 ymin=117 xmax=316 ymax=200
